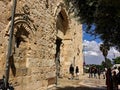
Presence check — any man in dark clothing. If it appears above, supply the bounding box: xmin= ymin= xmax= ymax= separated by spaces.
xmin=69 ymin=64 xmax=74 ymax=79
xmin=93 ymin=67 xmax=97 ymax=78
xmin=117 ymin=67 xmax=120 ymax=85
xmin=106 ymin=68 xmax=113 ymax=90
xmin=88 ymin=66 xmax=93 ymax=78
xmin=97 ymin=68 xmax=101 ymax=79
xmin=75 ymin=66 xmax=79 ymax=80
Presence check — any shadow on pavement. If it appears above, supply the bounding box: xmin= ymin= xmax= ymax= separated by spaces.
xmin=56 ymin=86 xmax=106 ymax=90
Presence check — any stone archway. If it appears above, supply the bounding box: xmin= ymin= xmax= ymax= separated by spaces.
xmin=56 ymin=8 xmax=68 ymax=36
xmin=54 ymin=2 xmax=69 ymax=39
xmin=54 ymin=2 xmax=69 ymax=78
xmin=5 ymin=4 xmax=36 ymax=79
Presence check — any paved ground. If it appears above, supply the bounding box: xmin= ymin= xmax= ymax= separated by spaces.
xmin=49 ymin=73 xmax=120 ymax=90
xmin=56 ymin=74 xmax=106 ymax=90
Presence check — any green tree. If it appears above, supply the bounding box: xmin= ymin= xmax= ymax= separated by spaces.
xmin=106 ymin=58 xmax=113 ymax=68
xmin=101 ymin=59 xmax=112 ymax=68
xmin=113 ymin=57 xmax=120 ymax=64
xmin=64 ymin=0 xmax=120 ymax=51
xmin=101 ymin=61 xmax=106 ymax=68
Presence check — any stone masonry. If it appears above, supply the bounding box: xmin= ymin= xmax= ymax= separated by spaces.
xmin=0 ymin=0 xmax=83 ymax=90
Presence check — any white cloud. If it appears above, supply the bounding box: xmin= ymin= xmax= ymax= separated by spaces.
xmin=83 ymin=40 xmax=101 ymax=51
xmin=85 ymin=51 xmax=99 ymax=56
xmin=89 ymin=51 xmax=99 ymax=56
xmin=108 ymin=47 xmax=120 ymax=59
xmin=83 ymin=40 xmax=120 ymax=65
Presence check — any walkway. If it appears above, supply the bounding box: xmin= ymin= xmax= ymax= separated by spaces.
xmin=48 ymin=73 xmax=120 ymax=90
xmin=56 ymin=74 xmax=106 ymax=90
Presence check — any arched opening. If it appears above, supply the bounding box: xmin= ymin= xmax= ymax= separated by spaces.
xmin=56 ymin=8 xmax=68 ymax=36
xmin=15 ymin=25 xmax=29 ymax=48
xmin=5 ymin=15 xmax=35 ymax=77
xmin=13 ymin=24 xmax=32 ymax=69
xmin=55 ymin=37 xmax=62 ymax=78
xmin=55 ymin=4 xmax=70 ymax=79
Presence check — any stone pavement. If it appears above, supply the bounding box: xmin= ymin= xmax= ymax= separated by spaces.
xmin=48 ymin=73 xmax=120 ymax=90
xmin=79 ymin=74 xmax=106 ymax=88
xmin=56 ymin=74 xmax=106 ymax=90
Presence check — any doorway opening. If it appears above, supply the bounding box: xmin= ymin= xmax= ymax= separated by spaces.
xmin=55 ymin=38 xmax=62 ymax=78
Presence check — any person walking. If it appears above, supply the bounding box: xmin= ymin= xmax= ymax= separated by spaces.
xmin=106 ymin=68 xmax=113 ymax=90
xmin=93 ymin=67 xmax=97 ymax=78
xmin=103 ymin=68 xmax=107 ymax=79
xmin=75 ymin=66 xmax=79 ymax=80
xmin=112 ymin=67 xmax=119 ymax=75
xmin=97 ymin=68 xmax=101 ymax=79
xmin=88 ymin=66 xmax=92 ymax=78
xmin=112 ymin=71 xmax=118 ymax=90
xmin=116 ymin=67 xmax=120 ymax=85
xmin=69 ymin=64 xmax=74 ymax=80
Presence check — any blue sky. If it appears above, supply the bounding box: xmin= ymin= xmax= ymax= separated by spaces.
xmin=83 ymin=32 xmax=101 ymax=43
xmin=82 ymin=24 xmax=120 ymax=65
xmin=82 ymin=24 xmax=101 ymax=43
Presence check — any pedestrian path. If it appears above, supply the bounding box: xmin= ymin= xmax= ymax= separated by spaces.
xmin=49 ymin=74 xmax=107 ymax=90
xmin=79 ymin=74 xmax=106 ymax=88
xmin=80 ymin=74 xmax=120 ymax=89
xmin=49 ymin=73 xmax=120 ymax=90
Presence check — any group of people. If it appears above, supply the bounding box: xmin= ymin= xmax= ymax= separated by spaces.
xmin=69 ymin=64 xmax=120 ymax=90
xmin=88 ymin=66 xmax=120 ymax=90
xmin=88 ymin=66 xmax=101 ymax=79
xmin=106 ymin=67 xmax=120 ymax=90
xmin=69 ymin=64 xmax=79 ymax=80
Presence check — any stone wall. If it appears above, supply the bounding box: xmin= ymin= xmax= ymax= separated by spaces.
xmin=55 ymin=2 xmax=83 ymax=77
xmin=59 ymin=18 xmax=83 ymax=77
xmin=0 ymin=0 xmax=83 ymax=90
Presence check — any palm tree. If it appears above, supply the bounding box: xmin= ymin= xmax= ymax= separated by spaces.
xmin=100 ymin=43 xmax=110 ymax=68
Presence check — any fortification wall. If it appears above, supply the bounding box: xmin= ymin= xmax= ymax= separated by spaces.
xmin=0 ymin=0 xmax=83 ymax=90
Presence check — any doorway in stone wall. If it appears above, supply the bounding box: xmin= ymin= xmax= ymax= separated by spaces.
xmin=11 ymin=25 xmax=29 ymax=76
xmin=55 ymin=3 xmax=69 ymax=81
xmin=55 ymin=37 xmax=62 ymax=78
